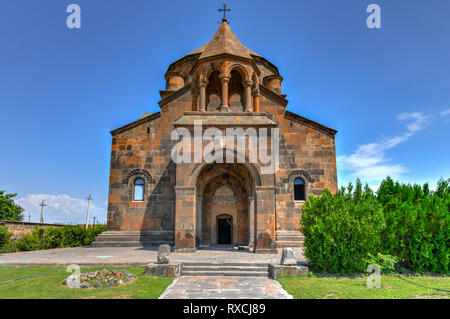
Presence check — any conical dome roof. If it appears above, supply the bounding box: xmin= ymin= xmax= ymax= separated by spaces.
xmin=185 ymin=20 xmax=260 ymax=60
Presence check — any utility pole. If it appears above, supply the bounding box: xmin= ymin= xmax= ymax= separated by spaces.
xmin=39 ymin=200 xmax=46 ymax=224
xmin=28 ymin=210 xmax=31 ymax=222
xmin=85 ymin=194 xmax=93 ymax=229
xmin=92 ymin=216 xmax=97 ymax=228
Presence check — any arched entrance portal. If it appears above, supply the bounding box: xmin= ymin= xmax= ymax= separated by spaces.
xmin=196 ymin=163 xmax=255 ymax=248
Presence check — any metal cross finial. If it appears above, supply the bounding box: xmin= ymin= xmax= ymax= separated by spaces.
xmin=218 ymin=4 xmax=231 ymax=21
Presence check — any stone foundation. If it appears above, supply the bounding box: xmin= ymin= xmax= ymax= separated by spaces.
xmin=268 ymin=263 xmax=309 ymax=279
xmin=145 ymin=263 xmax=182 ymax=278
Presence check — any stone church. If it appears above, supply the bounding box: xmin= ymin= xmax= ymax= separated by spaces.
xmin=94 ymin=18 xmax=338 ymax=253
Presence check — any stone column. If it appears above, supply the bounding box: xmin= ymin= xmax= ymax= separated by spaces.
xmin=254 ymin=186 xmax=277 ymax=254
xmin=196 ymin=192 xmax=202 ymax=246
xmin=248 ymin=195 xmax=255 ymax=251
xmin=174 ymin=186 xmax=196 ymax=253
xmin=191 ymin=88 xmax=199 ymax=111
xmin=244 ymin=80 xmax=253 ymax=112
xmin=220 ymin=75 xmax=230 ymax=112
xmin=252 ymin=90 xmax=260 ymax=112
xmin=199 ymin=79 xmax=207 ymax=112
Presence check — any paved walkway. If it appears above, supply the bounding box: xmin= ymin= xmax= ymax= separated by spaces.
xmin=159 ymin=276 xmax=293 ymax=299
xmin=0 ymin=247 xmax=302 ymax=299
xmin=0 ymin=246 xmax=306 ymax=266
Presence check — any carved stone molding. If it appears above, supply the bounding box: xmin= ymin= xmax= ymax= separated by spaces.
xmin=123 ymin=169 xmax=154 ymax=184
xmin=282 ymin=170 xmax=315 ymax=184
xmin=212 ymin=185 xmax=236 ymax=205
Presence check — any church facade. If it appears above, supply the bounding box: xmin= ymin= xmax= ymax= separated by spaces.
xmin=99 ymin=19 xmax=338 ymax=253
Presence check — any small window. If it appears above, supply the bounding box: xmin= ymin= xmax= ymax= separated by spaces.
xmin=133 ymin=178 xmax=145 ymax=201
xmin=294 ymin=178 xmax=306 ymax=201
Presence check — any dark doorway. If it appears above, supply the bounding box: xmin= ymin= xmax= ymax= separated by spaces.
xmin=217 ymin=217 xmax=232 ymax=245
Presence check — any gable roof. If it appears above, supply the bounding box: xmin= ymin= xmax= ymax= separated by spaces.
xmin=110 ymin=112 xmax=161 ymax=136
xmin=285 ymin=110 xmax=338 ymax=136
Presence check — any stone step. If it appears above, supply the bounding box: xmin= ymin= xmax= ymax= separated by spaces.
xmin=94 ymin=236 xmax=174 ymax=242
xmin=99 ymin=231 xmax=174 ymax=235
xmin=91 ymin=240 xmax=173 ymax=248
xmin=181 ymin=270 xmax=268 ymax=277
xmin=182 ymin=265 xmax=268 ymax=272
xmin=276 ymin=235 xmax=305 ymax=241
xmin=92 ymin=230 xmax=174 ymax=247
xmin=275 ymin=241 xmax=304 ymax=248
xmin=180 ymin=262 xmax=269 ymax=277
xmin=183 ymin=262 xmax=268 ymax=267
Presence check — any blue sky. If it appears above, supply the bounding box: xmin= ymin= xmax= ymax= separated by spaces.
xmin=1 ymin=0 xmax=449 ymax=224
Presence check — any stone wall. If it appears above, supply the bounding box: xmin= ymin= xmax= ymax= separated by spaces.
xmin=107 ymin=89 xmax=192 ymax=232
xmin=0 ymin=221 xmax=66 ymax=238
xmin=107 ymin=88 xmax=337 ymax=251
xmin=258 ymin=94 xmax=338 ymax=232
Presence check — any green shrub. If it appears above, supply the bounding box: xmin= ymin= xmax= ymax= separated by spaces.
xmin=301 ymin=177 xmax=449 ymax=274
xmin=14 ymin=228 xmax=42 ymax=251
xmin=60 ymin=225 xmax=89 ymax=247
xmin=301 ymin=180 xmax=385 ymax=273
xmin=378 ymin=177 xmax=449 ymax=273
xmin=365 ymin=253 xmax=399 ymax=274
xmin=0 ymin=226 xmax=12 ymax=253
xmin=42 ymin=227 xmax=64 ymax=249
xmin=1 ymin=224 xmax=107 ymax=253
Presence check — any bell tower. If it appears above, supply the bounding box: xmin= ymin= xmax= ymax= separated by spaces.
xmin=189 ymin=19 xmax=261 ymax=113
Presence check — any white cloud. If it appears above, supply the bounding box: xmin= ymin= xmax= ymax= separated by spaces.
xmin=440 ymin=108 xmax=450 ymax=117
xmin=338 ymin=112 xmax=432 ymax=183
xmin=16 ymin=194 xmax=106 ymax=225
xmin=397 ymin=112 xmax=432 ymax=135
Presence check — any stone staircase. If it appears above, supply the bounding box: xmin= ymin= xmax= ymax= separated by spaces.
xmin=181 ymin=262 xmax=269 ymax=277
xmin=275 ymin=230 xmax=304 ymax=248
xmin=91 ymin=231 xmax=174 ymax=247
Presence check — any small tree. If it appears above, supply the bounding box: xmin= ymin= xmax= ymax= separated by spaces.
xmin=0 ymin=190 xmax=24 ymax=221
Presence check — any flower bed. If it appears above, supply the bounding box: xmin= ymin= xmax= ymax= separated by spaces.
xmin=63 ymin=268 xmax=136 ymax=288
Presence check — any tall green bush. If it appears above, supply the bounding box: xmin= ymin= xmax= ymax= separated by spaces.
xmin=301 ymin=177 xmax=449 ymax=274
xmin=378 ymin=177 xmax=449 ymax=273
xmin=301 ymin=180 xmax=385 ymax=273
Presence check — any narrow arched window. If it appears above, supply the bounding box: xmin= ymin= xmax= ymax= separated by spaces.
xmin=133 ymin=178 xmax=145 ymax=201
xmin=294 ymin=178 xmax=306 ymax=201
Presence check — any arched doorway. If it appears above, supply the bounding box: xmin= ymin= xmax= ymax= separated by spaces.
xmin=195 ymin=163 xmax=255 ymax=247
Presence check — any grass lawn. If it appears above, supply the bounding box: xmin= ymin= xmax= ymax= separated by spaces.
xmin=0 ymin=265 xmax=173 ymax=299
xmin=278 ymin=274 xmax=449 ymax=299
